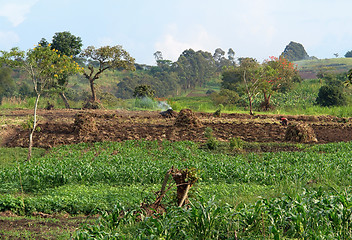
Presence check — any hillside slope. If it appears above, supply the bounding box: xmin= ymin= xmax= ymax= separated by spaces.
xmin=295 ymin=58 xmax=352 ymax=79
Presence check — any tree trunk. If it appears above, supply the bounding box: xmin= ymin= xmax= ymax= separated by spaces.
xmin=248 ymin=95 xmax=254 ymax=115
xmin=28 ymin=94 xmax=40 ymax=161
xmin=90 ymin=79 xmax=97 ymax=102
xmin=262 ymin=91 xmax=272 ymax=111
xmin=60 ymin=91 xmax=70 ymax=109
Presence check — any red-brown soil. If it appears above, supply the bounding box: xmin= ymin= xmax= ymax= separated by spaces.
xmin=1 ymin=109 xmax=352 ymax=149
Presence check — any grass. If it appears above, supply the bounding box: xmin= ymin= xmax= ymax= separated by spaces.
xmin=0 ymin=147 xmax=46 ymax=168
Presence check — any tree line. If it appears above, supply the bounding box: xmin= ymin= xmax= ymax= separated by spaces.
xmin=1 ymin=32 xmax=349 ymax=115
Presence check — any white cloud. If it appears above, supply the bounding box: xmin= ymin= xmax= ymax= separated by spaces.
xmin=0 ymin=0 xmax=38 ymax=27
xmin=0 ymin=31 xmax=20 ymax=47
xmin=155 ymin=24 xmax=220 ymax=61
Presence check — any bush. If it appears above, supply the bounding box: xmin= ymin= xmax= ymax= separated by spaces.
xmin=316 ymin=85 xmax=347 ymax=107
xmin=210 ymin=89 xmax=239 ymax=106
xmin=134 ymin=96 xmax=157 ymax=109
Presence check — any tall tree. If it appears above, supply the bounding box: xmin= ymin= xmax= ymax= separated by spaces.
xmin=153 ymin=51 xmax=163 ymax=62
xmin=227 ymin=48 xmax=236 ymax=64
xmin=49 ymin=31 xmax=83 ymax=108
xmin=222 ymin=58 xmax=262 ymax=115
xmin=176 ymin=49 xmax=215 ymax=90
xmin=261 ymin=56 xmax=299 ymax=110
xmin=213 ymin=48 xmax=225 ymax=65
xmin=80 ymin=45 xmax=135 ymax=106
xmin=213 ymin=48 xmax=235 ymax=71
xmin=0 ymin=45 xmax=82 ymax=160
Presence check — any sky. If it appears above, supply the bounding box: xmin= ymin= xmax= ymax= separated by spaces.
xmin=0 ymin=0 xmax=352 ymax=65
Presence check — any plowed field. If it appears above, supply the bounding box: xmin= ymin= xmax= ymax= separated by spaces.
xmin=1 ymin=109 xmax=352 ymax=149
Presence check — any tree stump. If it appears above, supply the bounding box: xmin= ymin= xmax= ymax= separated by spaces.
xmin=169 ymin=167 xmax=199 ymax=207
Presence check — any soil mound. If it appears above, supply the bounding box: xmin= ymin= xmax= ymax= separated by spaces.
xmin=285 ymin=123 xmax=318 ymax=143
xmin=73 ymin=112 xmax=98 ymax=140
xmin=174 ymin=109 xmax=202 ymax=127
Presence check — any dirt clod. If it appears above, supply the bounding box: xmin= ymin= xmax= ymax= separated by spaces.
xmin=285 ymin=122 xmax=318 ymax=143
xmin=73 ymin=112 xmax=98 ymax=141
xmin=174 ymin=109 xmax=202 ymax=127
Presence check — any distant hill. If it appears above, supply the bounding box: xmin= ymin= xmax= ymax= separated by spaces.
xmin=295 ymin=58 xmax=352 ymax=79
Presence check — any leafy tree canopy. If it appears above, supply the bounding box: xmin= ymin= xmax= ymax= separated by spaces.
xmin=133 ymin=84 xmax=155 ymax=98
xmin=175 ymin=49 xmax=216 ymax=89
xmin=80 ymin=45 xmax=135 ymax=103
xmin=51 ymin=31 xmax=83 ymax=57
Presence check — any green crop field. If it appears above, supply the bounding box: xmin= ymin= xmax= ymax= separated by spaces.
xmin=295 ymin=57 xmax=352 ymax=74
xmin=1 ymin=140 xmax=352 ymax=238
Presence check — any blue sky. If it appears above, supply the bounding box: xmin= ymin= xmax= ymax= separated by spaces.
xmin=1 ymin=0 xmax=352 ymax=65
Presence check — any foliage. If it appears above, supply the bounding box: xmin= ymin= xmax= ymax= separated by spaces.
xmin=133 ymin=84 xmax=155 ymax=98
xmin=134 ymin=96 xmax=157 ymax=109
xmin=213 ymin=47 xmax=236 ymax=71
xmin=3 ymin=140 xmax=352 ymax=196
xmin=40 ymin=31 xmax=83 ymax=108
xmin=175 ymin=49 xmax=216 ymax=90
xmin=51 ymin=31 xmax=83 ymax=57
xmin=0 ymin=45 xmax=82 ymax=160
xmin=210 ymin=89 xmax=239 ymax=106
xmin=222 ymin=58 xmax=262 ymax=115
xmin=280 ymin=41 xmax=309 ymax=61
xmin=80 ymin=45 xmax=136 ymax=103
xmin=20 ymin=116 xmax=41 ymax=132
xmin=229 ymin=137 xmax=244 ymax=151
xmin=316 ymin=84 xmax=347 ymax=107
xmin=261 ymin=56 xmax=300 ymax=110
xmin=0 ymin=67 xmax=15 ymax=103
xmin=204 ymin=127 xmax=219 ymax=150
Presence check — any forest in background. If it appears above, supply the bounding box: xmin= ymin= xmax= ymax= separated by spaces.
xmin=1 ymin=34 xmax=352 ymax=115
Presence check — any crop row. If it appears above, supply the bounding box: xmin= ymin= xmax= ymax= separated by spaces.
xmin=74 ymin=189 xmax=352 ymax=239
xmin=1 ymin=140 xmax=352 ymax=193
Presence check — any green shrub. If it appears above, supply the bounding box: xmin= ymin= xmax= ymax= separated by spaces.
xmin=316 ymin=85 xmax=347 ymax=107
xmin=229 ymin=137 xmax=244 ymax=151
xmin=134 ymin=97 xmax=157 ymax=109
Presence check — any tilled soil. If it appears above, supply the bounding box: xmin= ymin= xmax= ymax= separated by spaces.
xmin=1 ymin=109 xmax=352 ymax=149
